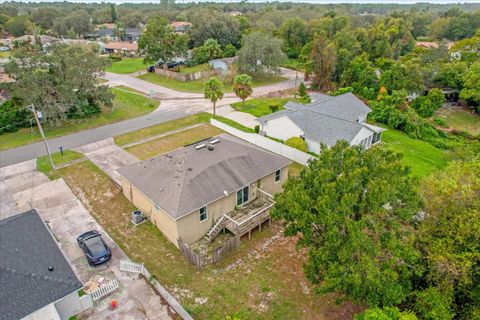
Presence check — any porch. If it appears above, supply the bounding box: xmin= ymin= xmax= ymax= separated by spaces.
xmin=205 ymin=189 xmax=275 ymax=242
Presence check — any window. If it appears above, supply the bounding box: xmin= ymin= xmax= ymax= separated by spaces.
xmin=199 ymin=206 xmax=207 ymax=222
xmin=275 ymin=169 xmax=281 ymax=182
xmin=236 ymin=186 xmax=249 ymax=206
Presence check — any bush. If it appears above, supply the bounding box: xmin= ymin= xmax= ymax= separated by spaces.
xmin=0 ymin=100 xmax=30 ymax=134
xmin=109 ymin=55 xmax=122 ymax=62
xmin=223 ymin=44 xmax=236 ymax=58
xmin=355 ymin=307 xmax=418 ymax=320
xmin=412 ymin=89 xmax=445 ymax=118
xmin=254 ymin=125 xmax=260 ymax=133
xmin=298 ymin=82 xmax=308 ymax=97
xmin=285 ymin=137 xmax=308 ymax=152
xmin=413 ymin=287 xmax=454 ymax=320
xmin=192 ymin=39 xmax=223 ymax=64
xmin=269 ymin=104 xmax=280 ymax=113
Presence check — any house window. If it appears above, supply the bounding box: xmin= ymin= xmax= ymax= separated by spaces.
xmin=199 ymin=206 xmax=208 ymax=222
xmin=236 ymin=186 xmax=249 ymax=206
xmin=275 ymin=169 xmax=281 ymax=182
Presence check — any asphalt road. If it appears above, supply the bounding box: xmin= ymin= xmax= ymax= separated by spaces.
xmin=0 ymin=108 xmax=187 ymax=167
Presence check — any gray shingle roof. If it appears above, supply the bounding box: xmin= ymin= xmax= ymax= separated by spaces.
xmin=0 ymin=210 xmax=83 ymax=320
xmin=117 ymin=133 xmax=292 ymax=219
xmin=289 ymin=110 xmax=366 ymax=146
xmin=257 ymin=92 xmax=374 ymax=145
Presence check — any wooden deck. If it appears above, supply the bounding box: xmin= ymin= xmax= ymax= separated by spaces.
xmin=224 ymin=190 xmax=274 ymax=238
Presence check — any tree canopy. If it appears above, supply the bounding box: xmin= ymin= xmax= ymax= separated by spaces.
xmin=238 ymin=32 xmax=286 ymax=74
xmin=272 ymin=142 xmax=422 ymax=307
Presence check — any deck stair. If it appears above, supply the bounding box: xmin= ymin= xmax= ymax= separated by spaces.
xmin=205 ymin=216 xmax=226 ymax=242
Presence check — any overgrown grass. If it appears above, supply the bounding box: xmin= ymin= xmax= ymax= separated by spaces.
xmin=114 ymin=113 xmax=213 ymax=146
xmin=0 ymin=88 xmax=158 ymax=151
xmin=106 ymin=58 xmax=147 ymax=74
xmin=138 ymin=72 xmax=286 ymax=93
xmin=37 ymin=150 xmax=83 ymax=180
xmin=58 ymin=160 xmax=361 ymax=320
xmin=231 ymin=98 xmax=293 ymax=117
xmin=434 ymin=107 xmax=480 ymax=135
xmin=381 ymin=127 xmax=448 ymax=177
xmin=126 ymin=124 xmax=223 ymax=159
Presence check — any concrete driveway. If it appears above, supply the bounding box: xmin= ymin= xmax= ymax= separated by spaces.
xmin=74 ymin=138 xmax=139 ymax=185
xmin=0 ymin=161 xmax=173 ymax=320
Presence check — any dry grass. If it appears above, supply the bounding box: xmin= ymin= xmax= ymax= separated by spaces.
xmin=59 ymin=159 xmax=362 ymax=320
xmin=126 ymin=124 xmax=223 ymax=160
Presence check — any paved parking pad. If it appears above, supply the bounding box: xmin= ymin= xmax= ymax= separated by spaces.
xmin=0 ymin=161 xmax=173 ymax=320
xmin=75 ymin=137 xmax=139 ymax=185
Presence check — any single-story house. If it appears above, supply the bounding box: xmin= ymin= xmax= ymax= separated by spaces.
xmin=124 ymin=27 xmax=142 ymax=42
xmin=117 ymin=133 xmax=292 ymax=246
xmin=257 ymin=92 xmax=385 ymax=153
xmin=0 ymin=210 xmax=86 ymax=320
xmin=104 ymin=41 xmax=138 ymax=56
xmin=170 ymin=21 xmax=192 ymax=34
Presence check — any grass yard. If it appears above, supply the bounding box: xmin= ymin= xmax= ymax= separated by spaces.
xmin=231 ymin=98 xmax=293 ymax=117
xmin=434 ymin=106 xmax=480 ymax=135
xmin=106 ymin=58 xmax=147 ymax=74
xmin=126 ymin=124 xmax=223 ymax=160
xmin=114 ymin=85 xmax=148 ymax=96
xmin=37 ymin=150 xmax=83 ymax=180
xmin=178 ymin=63 xmax=211 ymax=74
xmin=0 ymin=88 xmax=158 ymax=151
xmin=58 ymin=159 xmax=362 ymax=320
xmin=138 ymin=72 xmax=286 ymax=93
xmin=381 ymin=127 xmax=448 ymax=177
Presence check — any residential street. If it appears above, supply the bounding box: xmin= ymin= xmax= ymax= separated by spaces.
xmin=0 ymin=68 xmax=302 ymax=167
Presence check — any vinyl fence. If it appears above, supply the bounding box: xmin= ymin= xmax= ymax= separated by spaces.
xmin=89 ymin=278 xmax=119 ymax=301
xmin=210 ymin=119 xmax=315 ymax=166
xmin=120 ymin=259 xmax=144 ymax=274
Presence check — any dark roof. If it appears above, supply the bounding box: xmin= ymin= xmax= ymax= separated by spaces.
xmin=125 ymin=27 xmax=141 ymax=36
xmin=118 ymin=133 xmax=292 ymax=219
xmin=96 ymin=28 xmax=114 ymax=37
xmin=305 ymin=92 xmax=371 ymax=122
xmin=0 ymin=210 xmax=83 ymax=320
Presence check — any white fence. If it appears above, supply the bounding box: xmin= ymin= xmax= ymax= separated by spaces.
xmin=120 ymin=259 xmax=145 ymax=274
xmin=211 ymin=119 xmax=315 ymax=166
xmin=89 ymin=278 xmax=119 ymax=301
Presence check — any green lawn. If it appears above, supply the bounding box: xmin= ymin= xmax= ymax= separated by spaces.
xmin=381 ymin=127 xmax=448 ymax=178
xmin=434 ymin=107 xmax=480 ymax=135
xmin=231 ymin=98 xmax=294 ymax=117
xmin=0 ymin=88 xmax=158 ymax=151
xmin=138 ymin=72 xmax=286 ymax=93
xmin=106 ymin=58 xmax=147 ymax=74
xmin=37 ymin=150 xmax=83 ymax=180
xmin=178 ymin=63 xmax=211 ymax=74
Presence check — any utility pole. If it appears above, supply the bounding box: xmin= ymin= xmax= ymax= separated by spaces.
xmin=28 ymin=104 xmax=56 ymax=171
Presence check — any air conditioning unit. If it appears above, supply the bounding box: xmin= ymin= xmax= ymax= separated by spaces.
xmin=131 ymin=210 xmax=145 ymax=225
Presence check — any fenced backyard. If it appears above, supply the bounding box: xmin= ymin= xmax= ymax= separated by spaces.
xmin=178 ymin=235 xmax=241 ymax=269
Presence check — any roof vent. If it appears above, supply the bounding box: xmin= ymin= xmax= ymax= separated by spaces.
xmin=48 ymin=266 xmax=54 ymax=272
xmin=208 ymin=145 xmax=214 ymax=151
xmin=209 ymin=138 xmax=220 ymax=144
xmin=195 ymin=143 xmax=206 ymax=150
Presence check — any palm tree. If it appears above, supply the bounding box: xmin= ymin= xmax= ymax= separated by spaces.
xmin=233 ymin=74 xmax=253 ymax=108
xmin=204 ymin=78 xmax=224 ymax=115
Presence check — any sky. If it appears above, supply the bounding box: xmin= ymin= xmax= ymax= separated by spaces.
xmin=0 ymin=0 xmax=479 ymax=3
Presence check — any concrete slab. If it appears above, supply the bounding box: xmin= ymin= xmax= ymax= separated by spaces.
xmin=0 ymin=159 xmax=36 ymax=179
xmin=75 ymin=138 xmax=139 ymax=185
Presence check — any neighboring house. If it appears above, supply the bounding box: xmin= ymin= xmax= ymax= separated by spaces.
xmin=0 ymin=210 xmax=87 ymax=320
xmin=208 ymin=56 xmax=237 ymax=73
xmin=170 ymin=21 xmax=192 ymax=34
xmin=124 ymin=27 xmax=142 ymax=42
xmin=117 ymin=133 xmax=292 ymax=246
xmin=257 ymin=92 xmax=385 ymax=154
xmin=104 ymin=41 xmax=138 ymax=56
xmin=14 ymin=35 xmax=61 ymax=49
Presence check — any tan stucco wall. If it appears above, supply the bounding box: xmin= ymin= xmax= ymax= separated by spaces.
xmin=120 ymin=176 xmax=179 ymax=246
xmin=119 ymin=165 xmax=290 ymax=247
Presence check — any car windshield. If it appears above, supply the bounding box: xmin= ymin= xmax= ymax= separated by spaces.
xmin=84 ymin=236 xmax=107 ymax=258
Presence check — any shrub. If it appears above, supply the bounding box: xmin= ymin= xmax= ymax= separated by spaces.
xmin=433 ymin=118 xmax=448 ymax=127
xmin=355 ymin=307 xmax=418 ymax=320
xmin=223 ymin=44 xmax=236 ymax=58
xmin=0 ymin=100 xmax=30 ymax=134
xmin=254 ymin=125 xmax=260 ymax=133
xmin=411 ymin=89 xmax=446 ymax=118
xmin=413 ymin=287 xmax=454 ymax=320
xmin=285 ymin=137 xmax=308 ymax=152
xmin=109 ymin=55 xmax=122 ymax=62
xmin=269 ymin=104 xmax=280 ymax=113
xmin=298 ymin=82 xmax=308 ymax=98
